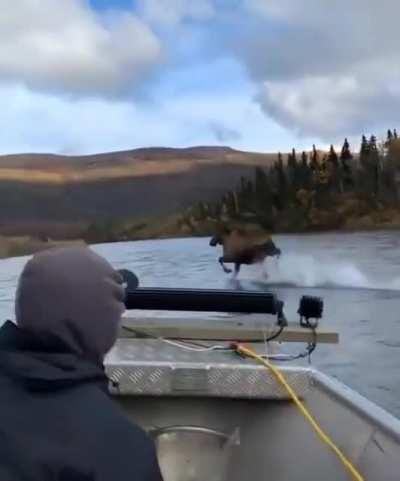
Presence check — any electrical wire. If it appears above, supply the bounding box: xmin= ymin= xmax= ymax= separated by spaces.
xmin=233 ymin=343 xmax=364 ymax=481
xmin=264 ymin=324 xmax=284 ymax=342
xmin=121 ymin=324 xmax=232 ymax=352
xmin=162 ymin=338 xmax=232 ymax=352
xmin=265 ymin=326 xmax=317 ymax=362
xmin=122 ymin=322 xmax=316 ymax=361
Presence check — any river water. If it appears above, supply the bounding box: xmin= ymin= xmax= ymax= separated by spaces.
xmin=1 ymin=231 xmax=400 ymax=416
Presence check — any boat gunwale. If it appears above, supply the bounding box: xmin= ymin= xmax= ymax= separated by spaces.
xmin=311 ymin=369 xmax=400 ymax=443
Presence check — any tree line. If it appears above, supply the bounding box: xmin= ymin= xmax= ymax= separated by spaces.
xmin=185 ymin=129 xmax=400 ymax=231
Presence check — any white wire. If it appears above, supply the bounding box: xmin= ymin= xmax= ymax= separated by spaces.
xmin=161 ymin=338 xmax=231 ymax=352
xmin=122 ymin=325 xmax=232 ymax=353
xmin=266 ymin=354 xmax=299 ymax=360
xmin=161 ymin=338 xmax=296 ymax=359
xmin=125 ymin=325 xmax=305 ymax=360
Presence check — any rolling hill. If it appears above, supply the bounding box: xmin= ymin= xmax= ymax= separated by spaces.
xmin=0 ymin=146 xmax=277 ymax=237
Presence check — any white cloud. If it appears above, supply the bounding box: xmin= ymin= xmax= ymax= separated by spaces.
xmin=4 ymin=0 xmax=390 ymax=150
xmin=258 ymin=74 xmax=400 ymax=139
xmin=0 ymin=84 xmax=316 ymax=155
xmin=238 ymin=0 xmax=400 ymax=139
xmin=0 ymin=0 xmax=162 ymax=95
xmin=138 ymin=0 xmax=215 ymax=26
xmin=0 ymin=84 xmax=178 ymax=155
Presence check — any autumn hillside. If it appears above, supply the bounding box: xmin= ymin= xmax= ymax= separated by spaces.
xmin=0 ymin=146 xmax=277 ymax=237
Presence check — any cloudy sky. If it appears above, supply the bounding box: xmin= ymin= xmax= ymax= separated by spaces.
xmin=0 ymin=0 xmax=397 ymax=155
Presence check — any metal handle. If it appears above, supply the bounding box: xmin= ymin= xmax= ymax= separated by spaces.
xmin=148 ymin=425 xmax=239 ymax=446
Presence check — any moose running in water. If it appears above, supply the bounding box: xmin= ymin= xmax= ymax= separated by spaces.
xmin=209 ymin=226 xmax=281 ymax=276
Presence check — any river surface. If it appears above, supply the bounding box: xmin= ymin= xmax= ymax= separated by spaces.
xmin=1 ymin=231 xmax=400 ymax=416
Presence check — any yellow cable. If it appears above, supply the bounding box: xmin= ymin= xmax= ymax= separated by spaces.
xmin=236 ymin=344 xmax=364 ymax=481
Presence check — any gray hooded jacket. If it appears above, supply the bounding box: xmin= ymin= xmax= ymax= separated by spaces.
xmin=0 ymin=247 xmax=163 ymax=481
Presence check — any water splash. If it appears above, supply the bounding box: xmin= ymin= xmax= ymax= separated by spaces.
xmin=244 ymin=253 xmax=400 ymax=291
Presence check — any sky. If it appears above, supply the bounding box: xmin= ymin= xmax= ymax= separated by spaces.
xmin=0 ymin=0 xmax=398 ymax=155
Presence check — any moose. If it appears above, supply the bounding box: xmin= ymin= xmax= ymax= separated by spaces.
xmin=209 ymin=226 xmax=281 ymax=276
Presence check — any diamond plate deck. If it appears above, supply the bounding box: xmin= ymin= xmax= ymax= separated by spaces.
xmin=105 ymin=339 xmax=313 ymax=399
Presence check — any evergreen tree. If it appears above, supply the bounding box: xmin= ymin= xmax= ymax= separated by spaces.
xmin=287 ymin=148 xmax=300 ymax=192
xmin=312 ymin=154 xmax=330 ymax=208
xmin=276 ymin=152 xmax=284 ymax=173
xmin=253 ymin=166 xmax=273 ymax=223
xmin=199 ymin=130 xmax=400 ymax=233
xmin=301 ymin=151 xmax=308 ymax=168
xmin=340 ymin=138 xmax=353 ymax=190
xmin=340 ymin=138 xmax=352 ymax=162
xmin=360 ymin=135 xmax=369 ymax=163
xmin=326 ymin=145 xmax=340 ymax=191
xmin=381 ymin=133 xmax=399 ymax=203
xmin=369 ymin=135 xmax=378 ymax=152
xmin=298 ymin=151 xmax=312 ymax=188
xmin=309 ymin=144 xmax=319 ymax=182
xmin=359 ymin=135 xmax=371 ymax=193
xmin=310 ymin=145 xmax=318 ymax=168
xmin=327 ymin=145 xmax=339 ymax=167
xmin=369 ymin=135 xmax=380 ymax=196
xmin=237 ymin=175 xmax=254 ymax=211
xmin=273 ymin=153 xmax=288 ymax=210
xmin=225 ymin=192 xmax=235 ymax=216
xmin=254 ymin=167 xmax=268 ymax=191
xmin=254 ymin=167 xmax=271 ymax=211
xmin=292 ymin=147 xmax=297 ymax=164
xmin=359 ymin=135 xmax=380 ymax=198
xmin=318 ymin=155 xmax=329 ymax=185
xmin=385 ymin=129 xmax=395 ymax=155
xmin=287 ymin=148 xmax=297 ymax=170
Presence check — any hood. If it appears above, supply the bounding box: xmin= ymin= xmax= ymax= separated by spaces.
xmin=0 ymin=321 xmax=107 ymax=392
xmin=15 ymin=246 xmax=125 ymax=364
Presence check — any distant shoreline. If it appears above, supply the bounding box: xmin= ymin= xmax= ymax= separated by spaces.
xmin=2 ymin=138 xmax=400 ymax=255
xmin=0 ymin=237 xmax=85 ymax=260
xmin=2 ymin=217 xmax=400 ymax=260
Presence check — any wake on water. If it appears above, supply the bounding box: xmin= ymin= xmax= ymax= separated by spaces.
xmin=235 ymin=253 xmax=400 ymax=291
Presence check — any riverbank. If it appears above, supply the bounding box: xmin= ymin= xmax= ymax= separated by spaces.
xmin=2 ymin=206 xmax=400 ymax=259
xmin=0 ymin=236 xmax=85 ymax=259
xmin=122 ymin=205 xmax=400 ymax=240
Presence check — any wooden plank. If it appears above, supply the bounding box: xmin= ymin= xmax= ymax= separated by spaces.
xmin=119 ymin=317 xmax=338 ymax=344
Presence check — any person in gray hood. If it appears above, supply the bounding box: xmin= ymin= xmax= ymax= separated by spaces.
xmin=0 ymin=246 xmax=163 ymax=481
